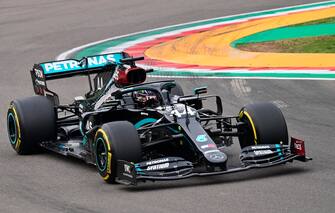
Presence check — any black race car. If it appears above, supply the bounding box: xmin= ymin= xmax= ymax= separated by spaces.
xmin=6 ymin=52 xmax=311 ymax=185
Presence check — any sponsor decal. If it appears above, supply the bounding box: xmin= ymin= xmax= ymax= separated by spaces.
xmin=145 ymin=158 xmax=169 ymax=166
xmin=204 ymin=150 xmax=219 ymax=154
xmin=124 ymin=164 xmax=131 ymax=173
xmin=146 ymin=163 xmax=170 ymax=171
xmin=251 ymin=145 xmax=270 ymax=149
xmin=35 ymin=79 xmax=46 ymax=86
xmin=201 ymin=144 xmax=217 ymax=149
xmin=294 ymin=143 xmax=302 ymax=150
xmin=34 ymin=68 xmax=44 ymax=78
xmin=292 ymin=138 xmax=305 ymax=156
xmin=41 ymin=54 xmax=122 ymax=74
xmin=171 ymin=104 xmax=196 ymax=117
xmin=254 ymin=150 xmax=273 ymax=155
xmin=196 ymin=134 xmax=208 ymax=143
xmin=204 ymin=150 xmax=226 ymax=162
xmin=85 ymin=120 xmax=93 ymax=131
xmin=208 ymin=152 xmax=225 ymax=161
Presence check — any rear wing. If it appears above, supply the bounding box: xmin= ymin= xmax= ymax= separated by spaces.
xmin=30 ymin=52 xmax=128 ymax=95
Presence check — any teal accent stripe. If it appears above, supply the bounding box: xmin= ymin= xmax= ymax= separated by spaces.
xmin=232 ymin=23 xmax=335 ymax=47
xmin=275 ymin=144 xmax=284 ymax=160
xmin=134 ymin=118 xmax=157 ymax=129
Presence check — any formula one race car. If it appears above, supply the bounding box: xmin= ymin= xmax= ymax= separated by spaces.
xmin=6 ymin=52 xmax=311 ymax=185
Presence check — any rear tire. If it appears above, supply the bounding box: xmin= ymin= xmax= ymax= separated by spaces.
xmin=238 ymin=102 xmax=288 ymax=149
xmin=94 ymin=121 xmax=142 ymax=183
xmin=7 ymin=96 xmax=57 ymax=154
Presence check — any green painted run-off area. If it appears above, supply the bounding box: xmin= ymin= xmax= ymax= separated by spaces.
xmin=232 ymin=23 xmax=335 ymax=47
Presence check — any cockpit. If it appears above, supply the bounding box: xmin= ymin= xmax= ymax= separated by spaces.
xmin=111 ymin=80 xmax=182 ymax=110
xmin=121 ymin=89 xmax=164 ymax=109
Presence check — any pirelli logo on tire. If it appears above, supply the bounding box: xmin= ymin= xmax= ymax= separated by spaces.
xmin=107 ymin=152 xmax=112 ymax=174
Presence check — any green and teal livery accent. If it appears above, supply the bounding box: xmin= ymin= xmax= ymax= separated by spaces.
xmin=196 ymin=134 xmax=208 ymax=143
xmin=134 ymin=118 xmax=157 ymax=129
xmin=232 ymin=23 xmax=335 ymax=47
xmin=275 ymin=144 xmax=284 ymax=160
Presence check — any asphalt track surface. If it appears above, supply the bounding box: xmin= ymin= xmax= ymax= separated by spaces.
xmin=1 ymin=1 xmax=334 ymax=212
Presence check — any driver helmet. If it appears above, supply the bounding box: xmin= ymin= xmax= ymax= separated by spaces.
xmin=132 ymin=90 xmax=160 ymax=108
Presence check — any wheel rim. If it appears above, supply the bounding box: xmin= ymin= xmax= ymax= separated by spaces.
xmin=7 ymin=113 xmax=17 ymax=145
xmin=96 ymin=137 xmax=108 ymax=172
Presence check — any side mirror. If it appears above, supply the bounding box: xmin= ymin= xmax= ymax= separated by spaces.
xmin=194 ymin=86 xmax=207 ymax=95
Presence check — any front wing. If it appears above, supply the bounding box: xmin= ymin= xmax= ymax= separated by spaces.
xmin=116 ymin=138 xmax=311 ymax=186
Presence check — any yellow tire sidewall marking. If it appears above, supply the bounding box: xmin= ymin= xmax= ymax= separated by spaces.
xmin=241 ymin=111 xmax=258 ymax=145
xmin=10 ymin=105 xmax=22 ymax=151
xmin=95 ymin=129 xmax=112 ymax=176
xmin=103 ymin=174 xmax=110 ymax=180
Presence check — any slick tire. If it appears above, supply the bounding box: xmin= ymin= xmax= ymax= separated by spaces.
xmin=94 ymin=121 xmax=142 ymax=183
xmin=7 ymin=96 xmax=57 ymax=154
xmin=238 ymin=102 xmax=288 ymax=149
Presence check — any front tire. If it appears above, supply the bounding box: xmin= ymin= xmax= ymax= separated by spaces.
xmin=94 ymin=121 xmax=142 ymax=183
xmin=238 ymin=102 xmax=288 ymax=149
xmin=7 ymin=96 xmax=57 ymax=154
